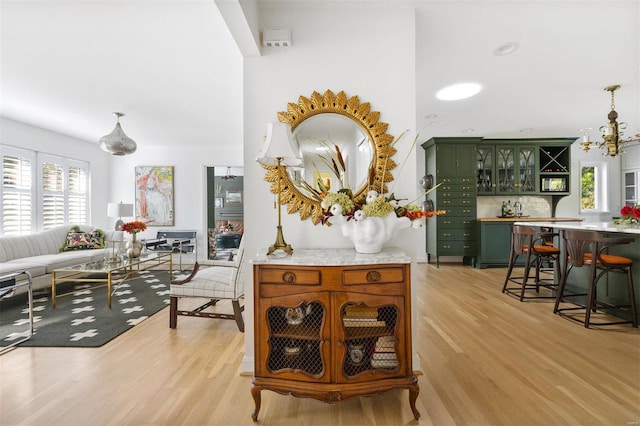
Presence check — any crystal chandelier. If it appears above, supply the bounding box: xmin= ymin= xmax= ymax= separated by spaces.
xmin=580 ymin=85 xmax=640 ymax=157
xmin=99 ymin=112 xmax=137 ymax=156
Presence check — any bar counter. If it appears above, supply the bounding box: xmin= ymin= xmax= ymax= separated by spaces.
xmin=515 ymin=220 xmax=640 ymax=325
xmin=514 ymin=220 xmax=640 ymax=235
xmin=477 ymin=217 xmax=583 ymax=223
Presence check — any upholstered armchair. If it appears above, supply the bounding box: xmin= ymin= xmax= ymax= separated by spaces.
xmin=169 ymin=237 xmax=245 ymax=331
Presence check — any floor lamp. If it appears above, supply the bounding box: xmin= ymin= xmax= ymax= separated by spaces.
xmin=107 ymin=202 xmax=134 ymax=231
xmin=257 ymin=122 xmax=303 ymax=255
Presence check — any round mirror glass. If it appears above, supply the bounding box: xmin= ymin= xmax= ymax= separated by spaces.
xmin=291 ymin=114 xmax=373 ymax=197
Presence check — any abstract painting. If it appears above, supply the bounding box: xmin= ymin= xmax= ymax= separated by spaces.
xmin=135 ymin=166 xmax=174 ymax=226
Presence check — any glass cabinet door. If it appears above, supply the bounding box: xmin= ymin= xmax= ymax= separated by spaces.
xmin=476 ymin=146 xmax=494 ymax=194
xmin=496 ymin=147 xmax=515 ymax=193
xmin=496 ymin=146 xmax=536 ymax=194
xmin=518 ymin=147 xmax=536 ymax=193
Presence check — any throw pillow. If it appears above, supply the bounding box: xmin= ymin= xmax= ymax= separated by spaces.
xmin=61 ymin=227 xmax=105 ymax=251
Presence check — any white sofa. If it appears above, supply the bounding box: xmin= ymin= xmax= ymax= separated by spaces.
xmin=0 ymin=225 xmax=123 ymax=294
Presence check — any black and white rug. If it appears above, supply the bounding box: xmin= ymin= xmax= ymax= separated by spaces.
xmin=0 ymin=270 xmax=188 ymax=349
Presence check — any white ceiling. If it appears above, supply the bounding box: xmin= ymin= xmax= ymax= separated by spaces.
xmin=1 ymin=1 xmax=639 ymax=151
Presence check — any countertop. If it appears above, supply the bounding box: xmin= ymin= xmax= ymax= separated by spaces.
xmin=476 ymin=217 xmax=584 ymax=222
xmin=252 ymin=248 xmax=411 ymax=265
xmin=514 ymin=221 xmax=640 ymax=235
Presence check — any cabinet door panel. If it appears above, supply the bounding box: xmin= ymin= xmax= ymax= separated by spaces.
xmin=334 ymin=293 xmax=407 ymax=383
xmin=258 ymin=292 xmax=331 ymax=383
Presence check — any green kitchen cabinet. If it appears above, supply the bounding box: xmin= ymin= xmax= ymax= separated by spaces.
xmin=422 ymin=138 xmax=481 ymax=267
xmin=476 ymin=139 xmax=574 ymax=200
xmin=475 ymin=221 xmax=521 ymax=269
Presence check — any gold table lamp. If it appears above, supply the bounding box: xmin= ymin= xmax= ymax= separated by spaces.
xmin=256 ymin=122 xmax=303 ymax=255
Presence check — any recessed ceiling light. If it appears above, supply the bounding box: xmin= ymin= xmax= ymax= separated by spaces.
xmin=493 ymin=42 xmax=520 ymax=56
xmin=462 ymin=128 xmax=475 ymax=133
xmin=436 ymin=83 xmax=482 ymax=101
xmin=520 ymin=128 xmax=534 ymax=133
xmin=424 ymin=114 xmax=438 ymax=120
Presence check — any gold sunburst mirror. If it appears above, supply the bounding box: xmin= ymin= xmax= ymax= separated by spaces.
xmin=261 ymin=89 xmax=397 ymax=224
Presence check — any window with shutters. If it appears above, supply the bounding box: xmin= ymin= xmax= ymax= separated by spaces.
xmin=1 ymin=147 xmax=34 ymax=235
xmin=1 ymin=145 xmax=90 ymax=236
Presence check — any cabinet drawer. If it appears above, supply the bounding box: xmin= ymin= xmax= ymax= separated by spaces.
xmin=342 ymin=267 xmax=405 ymax=286
xmin=437 ymin=240 xmax=477 ymax=254
xmin=258 ymin=267 xmax=321 ymax=286
xmin=440 ymin=217 xmax=475 ymax=228
xmin=437 ymin=206 xmax=475 ymax=216
xmin=437 ymin=198 xmax=476 ymax=206
xmin=437 ymin=228 xmax=476 ymax=240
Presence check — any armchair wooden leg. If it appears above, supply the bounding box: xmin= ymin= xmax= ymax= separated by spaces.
xmin=170 ymin=296 xmax=178 ymax=328
xmin=232 ymin=299 xmax=245 ymax=332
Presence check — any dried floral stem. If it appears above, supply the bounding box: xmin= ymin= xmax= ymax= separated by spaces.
xmin=389 ymin=131 xmax=418 ymax=195
xmin=405 ymin=183 xmax=442 ymax=206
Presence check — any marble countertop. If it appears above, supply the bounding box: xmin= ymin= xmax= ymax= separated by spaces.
xmin=477 ymin=217 xmax=584 ymax=222
xmin=514 ymin=221 xmax=640 ymax=235
xmin=251 ymin=248 xmax=411 ymax=266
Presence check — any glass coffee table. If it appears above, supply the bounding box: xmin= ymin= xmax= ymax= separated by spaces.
xmin=51 ymin=252 xmax=173 ymax=308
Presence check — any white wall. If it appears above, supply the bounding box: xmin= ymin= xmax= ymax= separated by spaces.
xmin=243 ymin=3 xmax=418 ymax=372
xmin=106 ymin=138 xmax=243 ymax=256
xmin=0 ymin=117 xmax=111 ymax=229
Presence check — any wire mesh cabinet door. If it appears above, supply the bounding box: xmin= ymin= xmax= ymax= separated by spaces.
xmin=258 ymin=292 xmax=331 ymax=383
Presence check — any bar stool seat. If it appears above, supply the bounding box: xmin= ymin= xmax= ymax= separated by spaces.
xmin=502 ymin=225 xmax=561 ymax=301
xmin=554 ymin=229 xmax=637 ymax=328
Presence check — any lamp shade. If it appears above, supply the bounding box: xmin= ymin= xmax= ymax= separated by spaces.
xmin=256 ymin=122 xmax=303 ymax=167
xmin=107 ymin=202 xmax=133 ymax=218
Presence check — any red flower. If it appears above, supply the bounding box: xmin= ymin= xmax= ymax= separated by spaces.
xmin=620 ymin=205 xmax=634 ymax=217
xmin=633 ymin=207 xmax=640 ymax=220
xmin=121 ymin=221 xmax=147 ymax=234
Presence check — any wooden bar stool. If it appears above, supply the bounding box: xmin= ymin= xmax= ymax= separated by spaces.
xmin=502 ymin=225 xmax=561 ymax=301
xmin=554 ymin=229 xmax=638 ymax=328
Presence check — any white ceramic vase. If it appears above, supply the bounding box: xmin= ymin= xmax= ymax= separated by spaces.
xmin=330 ymin=212 xmax=410 ymax=254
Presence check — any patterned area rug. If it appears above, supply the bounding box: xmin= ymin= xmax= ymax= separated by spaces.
xmin=0 ymin=270 xmax=189 ymax=348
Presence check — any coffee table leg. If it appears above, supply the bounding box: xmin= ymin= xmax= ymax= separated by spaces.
xmin=107 ymin=272 xmax=112 ymax=309
xmin=51 ymin=271 xmax=57 ymax=308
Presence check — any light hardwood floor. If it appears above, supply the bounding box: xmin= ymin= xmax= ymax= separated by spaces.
xmin=1 ymin=263 xmax=638 ymax=425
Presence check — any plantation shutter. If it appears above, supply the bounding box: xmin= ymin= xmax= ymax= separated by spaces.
xmin=1 ymin=152 xmax=34 ymax=235
xmin=42 ymin=161 xmax=65 ymax=229
xmin=68 ymin=166 xmax=88 ymax=225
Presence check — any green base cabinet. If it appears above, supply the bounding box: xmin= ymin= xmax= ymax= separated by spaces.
xmin=475 ymin=222 xmax=523 ymax=269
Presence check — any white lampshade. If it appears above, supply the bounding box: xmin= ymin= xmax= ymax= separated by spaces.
xmin=107 ymin=202 xmax=133 ymax=218
xmin=256 ymin=122 xmax=303 ymax=167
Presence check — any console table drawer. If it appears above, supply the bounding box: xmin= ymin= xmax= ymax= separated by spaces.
xmin=342 ymin=267 xmax=405 ymax=286
xmin=258 ymin=267 xmax=321 ymax=286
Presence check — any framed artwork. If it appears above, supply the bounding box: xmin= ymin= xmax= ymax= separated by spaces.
xmin=215 ymin=197 xmax=224 ymax=208
xmin=225 ymin=190 xmax=242 ymax=204
xmin=135 ymin=166 xmax=174 ymax=226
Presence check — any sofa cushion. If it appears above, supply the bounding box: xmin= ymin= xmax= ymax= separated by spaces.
xmin=61 ymin=227 xmax=105 ymax=251
xmin=23 ymin=251 xmax=104 ymax=274
xmin=0 ymin=262 xmax=47 ymax=279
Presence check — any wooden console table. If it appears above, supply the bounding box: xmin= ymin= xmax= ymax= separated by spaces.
xmin=251 ymin=248 xmax=419 ymax=421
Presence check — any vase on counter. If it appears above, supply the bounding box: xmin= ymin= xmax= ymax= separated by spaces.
xmin=330 ymin=211 xmax=410 ymax=254
xmin=126 ymin=232 xmax=144 ymax=258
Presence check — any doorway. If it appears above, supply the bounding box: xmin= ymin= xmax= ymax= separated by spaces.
xmin=206 ymin=166 xmax=244 ymax=260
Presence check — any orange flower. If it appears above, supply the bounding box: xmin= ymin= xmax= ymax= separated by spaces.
xmin=121 ymin=221 xmax=147 ymax=234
